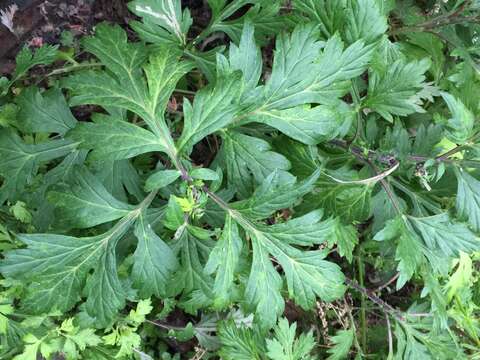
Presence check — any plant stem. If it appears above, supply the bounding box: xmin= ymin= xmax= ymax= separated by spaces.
xmin=375 ymin=273 xmax=400 ymax=292
xmin=356 ymin=247 xmax=368 ymax=353
xmin=174 ymin=89 xmax=196 ymax=96
xmin=435 ymin=144 xmax=467 ymax=162
xmin=390 ymin=1 xmax=476 ymax=35
xmin=386 ymin=315 xmax=394 ymax=359
xmin=45 ymin=62 xmax=102 ymax=77
xmin=345 ymin=277 xmax=405 ymax=322
xmin=328 ymin=139 xmax=403 ymax=215
xmin=328 ymin=138 xmax=476 ymax=166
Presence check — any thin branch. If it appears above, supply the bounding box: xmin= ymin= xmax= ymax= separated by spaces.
xmin=145 ymin=319 xmax=185 ymax=331
xmin=174 ymin=89 xmax=196 ymax=96
xmin=345 ymin=277 xmax=405 ymax=322
xmin=390 ymin=15 xmax=479 ymax=35
xmin=386 ymin=315 xmax=394 ymax=358
xmin=390 ymin=0 xmax=476 ymax=35
xmin=375 ymin=273 xmax=400 ymax=293
xmin=329 ymin=138 xmax=478 ymax=166
xmin=202 ymin=185 xmax=231 ymax=211
xmin=356 ymin=247 xmax=368 ymax=352
xmin=328 ymin=139 xmax=403 ymax=215
xmin=435 ymin=144 xmax=467 ymax=162
xmin=322 ymin=162 xmax=399 ymax=185
xmin=375 ymin=171 xmax=403 ymax=215
xmin=35 ymin=62 xmax=103 ymax=85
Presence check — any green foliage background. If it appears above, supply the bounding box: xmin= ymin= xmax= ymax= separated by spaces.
xmin=0 ymin=0 xmax=480 ymax=359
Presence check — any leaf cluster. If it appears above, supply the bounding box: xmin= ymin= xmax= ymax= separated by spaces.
xmin=1 ymin=0 xmax=480 ymax=359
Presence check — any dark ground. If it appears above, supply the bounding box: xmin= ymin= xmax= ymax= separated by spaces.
xmin=0 ymin=0 xmax=216 ymax=75
xmin=0 ymin=0 xmax=133 ymax=74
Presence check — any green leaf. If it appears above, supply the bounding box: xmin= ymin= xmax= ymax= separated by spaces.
xmin=204 ymin=215 xmax=243 ymax=308
xmin=411 ymin=123 xmax=444 ymax=156
xmin=69 ymin=114 xmax=168 ymax=161
xmin=218 ymin=320 xmax=265 ymax=360
xmin=82 ymin=346 xmax=117 ymax=360
xmin=268 ymin=242 xmax=345 ymax=308
xmin=231 ymin=170 xmax=319 ymax=220
xmin=132 ymin=212 xmax=178 ymax=297
xmin=363 ymin=58 xmax=432 ymax=121
xmin=170 ymin=225 xmax=214 ymax=299
xmin=393 ymin=228 xmax=423 ymax=289
xmin=2 ymin=45 xmax=58 ymax=95
xmin=0 ymin=102 xmax=18 ymax=127
xmin=143 ymin=46 xmax=194 ymax=117
xmin=145 ymin=169 xmax=181 ymax=191
xmin=0 ymin=233 xmax=106 ymax=315
xmin=85 ymin=242 xmax=126 ymax=327
xmin=177 ymin=72 xmax=243 ymax=153
xmin=259 ymin=27 xmax=374 ymax=109
xmin=273 ymin=136 xmax=318 ymax=180
xmin=62 ymin=25 xmax=191 ymax=155
xmin=164 ymin=195 xmax=185 ymax=230
xmin=13 ymin=45 xmax=58 ymax=80
xmin=82 ymin=23 xmax=147 ymax=77
xmin=128 ymin=0 xmax=192 ymax=45
xmin=105 ymin=325 xmax=142 ymax=357
xmin=244 ymin=236 xmax=284 ymax=328
xmin=229 ymin=21 xmax=262 ymax=93
xmin=237 ymin=210 xmax=345 ymax=327
xmin=374 ymin=217 xmax=423 ymax=288
xmin=326 ymin=328 xmax=354 ymax=360
xmin=128 ymin=298 xmax=154 ymax=325
xmin=295 ymin=0 xmax=388 ymax=45
xmin=206 ymin=0 xmax=227 ymax=19
xmin=408 ymin=214 xmax=480 ymax=258
xmin=444 ymin=251 xmax=473 ymax=302
xmin=190 ymin=168 xmax=220 ymax=181
xmin=9 ymin=201 xmax=32 ymax=224
xmin=0 ymin=130 xmax=77 ymax=202
xmin=405 ymin=32 xmax=445 ymax=81
xmin=377 ymin=212 xmax=480 ymax=290
xmin=47 ymin=166 xmax=134 ymax=229
xmin=455 ymin=168 xmax=480 ymax=232
xmin=0 ymin=199 xmax=150 ymax=322
xmin=129 ymin=18 xmax=180 ymax=47
xmin=441 ymin=92 xmax=475 ymax=144
xmin=35 ymin=149 xmax=87 ymax=200
xmin=300 ymin=170 xmax=373 ymax=223
xmin=210 ymin=2 xmax=286 ymax=45
xmin=372 ymin=184 xmax=407 ymax=233
xmin=58 ymin=318 xmax=102 ymax=356
xmin=13 ymin=334 xmax=43 ymax=360
xmin=250 ymin=103 xmax=354 ymax=145
xmin=266 ymin=318 xmax=315 ymax=360
xmin=185 ymin=47 xmax=224 ymax=82
xmin=3 ymin=5 xmax=478 ymax=357
xmin=62 ymin=24 xmax=147 ymax=108
xmin=343 ymin=0 xmax=387 ymax=44
xmin=293 ymin=0 xmax=346 ymax=39
xmin=16 ymin=86 xmax=77 ymax=135
xmin=70 ymin=328 xmax=102 ymax=351
xmin=220 ymin=130 xmax=291 ymax=198
xmin=95 ymin=159 xmax=144 ymax=203
xmin=393 ymin=321 xmax=461 ymax=360
xmin=327 ymin=219 xmax=358 ymax=263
